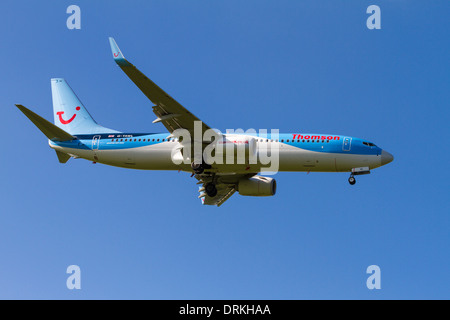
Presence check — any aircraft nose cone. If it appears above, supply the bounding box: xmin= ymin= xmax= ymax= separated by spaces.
xmin=381 ymin=150 xmax=394 ymax=165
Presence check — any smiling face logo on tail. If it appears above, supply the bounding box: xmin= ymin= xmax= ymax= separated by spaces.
xmin=57 ymin=106 xmax=81 ymax=124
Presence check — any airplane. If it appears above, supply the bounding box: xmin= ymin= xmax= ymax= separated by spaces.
xmin=16 ymin=37 xmax=394 ymax=207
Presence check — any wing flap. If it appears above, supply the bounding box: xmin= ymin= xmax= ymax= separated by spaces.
xmin=200 ymin=185 xmax=236 ymax=207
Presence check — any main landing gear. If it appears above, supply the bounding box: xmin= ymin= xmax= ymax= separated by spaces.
xmin=205 ymin=182 xmax=218 ymax=197
xmin=192 ymin=160 xmax=217 ymax=197
xmin=191 ymin=161 xmax=204 ymax=174
xmin=191 ymin=161 xmax=212 ymax=175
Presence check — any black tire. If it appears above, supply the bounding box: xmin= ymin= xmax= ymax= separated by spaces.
xmin=194 ymin=168 xmax=204 ymax=174
xmin=348 ymin=177 xmax=356 ymax=185
xmin=191 ymin=162 xmax=204 ymax=174
xmin=191 ymin=162 xmax=201 ymax=170
xmin=205 ymin=183 xmax=218 ymax=197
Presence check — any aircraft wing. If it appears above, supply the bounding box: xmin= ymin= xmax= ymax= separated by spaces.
xmin=108 ymin=37 xmax=217 ymax=140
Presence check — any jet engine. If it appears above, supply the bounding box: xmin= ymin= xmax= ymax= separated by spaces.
xmin=238 ymin=175 xmax=276 ymax=196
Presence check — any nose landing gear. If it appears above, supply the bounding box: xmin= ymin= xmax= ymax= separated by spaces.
xmin=348 ymin=167 xmax=370 ymax=185
xmin=348 ymin=175 xmax=356 ymax=185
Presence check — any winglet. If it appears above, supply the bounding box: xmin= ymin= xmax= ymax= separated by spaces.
xmin=108 ymin=37 xmax=131 ymax=67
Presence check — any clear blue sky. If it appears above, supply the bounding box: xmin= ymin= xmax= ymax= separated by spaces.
xmin=0 ymin=0 xmax=449 ymax=299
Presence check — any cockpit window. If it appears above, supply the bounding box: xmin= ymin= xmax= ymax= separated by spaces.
xmin=363 ymin=141 xmax=377 ymax=147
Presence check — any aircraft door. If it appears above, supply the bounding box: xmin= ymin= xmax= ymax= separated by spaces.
xmin=342 ymin=137 xmax=351 ymax=151
xmin=92 ymin=135 xmax=101 ymax=151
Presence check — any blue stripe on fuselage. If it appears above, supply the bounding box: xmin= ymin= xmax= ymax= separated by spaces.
xmin=49 ymin=132 xmax=382 ymax=156
xmin=49 ymin=133 xmax=171 ymax=150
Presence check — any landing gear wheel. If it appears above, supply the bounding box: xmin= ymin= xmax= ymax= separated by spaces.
xmin=348 ymin=176 xmax=356 ymax=185
xmin=191 ymin=162 xmax=204 ymax=174
xmin=205 ymin=183 xmax=218 ymax=197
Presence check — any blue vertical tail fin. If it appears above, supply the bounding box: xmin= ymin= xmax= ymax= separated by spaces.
xmin=51 ymin=78 xmax=119 ymax=135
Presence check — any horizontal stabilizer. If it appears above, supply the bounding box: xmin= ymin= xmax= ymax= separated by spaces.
xmin=15 ymin=104 xmax=75 ymax=141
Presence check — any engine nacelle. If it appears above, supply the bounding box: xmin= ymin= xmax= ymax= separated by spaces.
xmin=238 ymin=175 xmax=276 ymax=197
